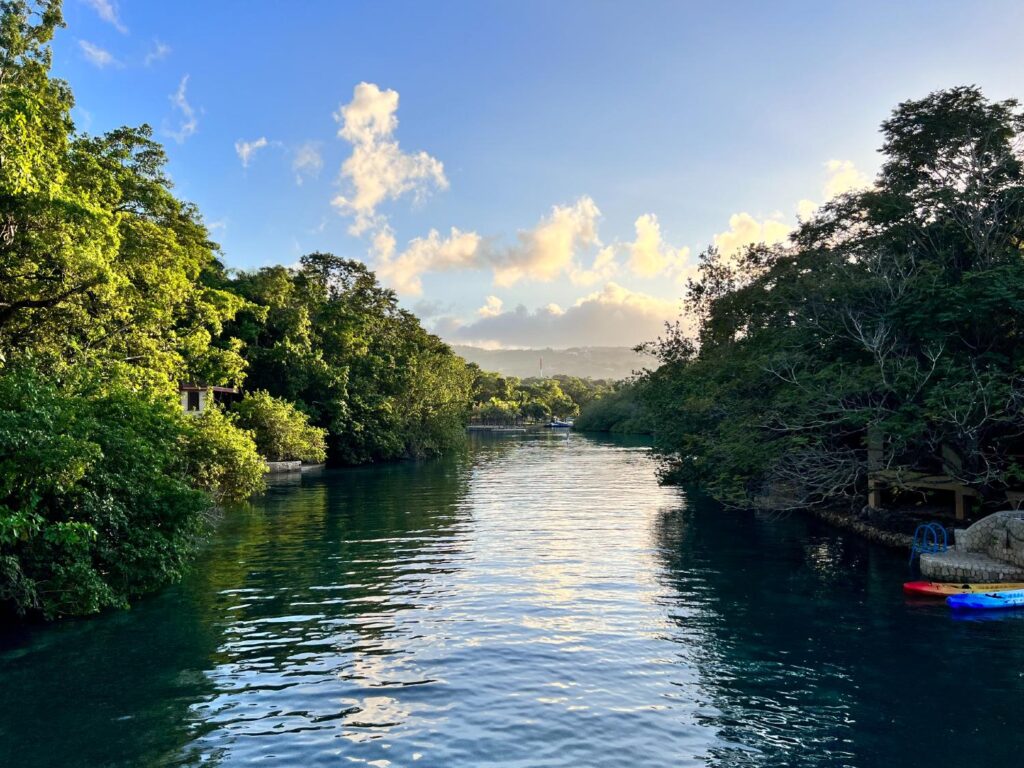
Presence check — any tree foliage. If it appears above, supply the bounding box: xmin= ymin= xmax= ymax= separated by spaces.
xmin=575 ymin=381 xmax=652 ymax=434
xmin=233 ymin=390 xmax=327 ymax=463
xmin=468 ymin=369 xmax=612 ymax=423
xmin=0 ymin=366 xmax=261 ymax=619
xmin=224 ymin=254 xmax=473 ymax=463
xmin=0 ymin=2 xmax=474 ymax=620
xmin=641 ymin=86 xmax=1024 ymax=511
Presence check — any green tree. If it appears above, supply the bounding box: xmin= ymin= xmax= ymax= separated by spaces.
xmin=0 ymin=366 xmax=262 ymax=619
xmin=641 ymin=86 xmax=1024 ymax=511
xmin=225 ymin=254 xmax=472 ymax=464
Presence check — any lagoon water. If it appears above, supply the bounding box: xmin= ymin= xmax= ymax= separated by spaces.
xmin=2 ymin=433 xmax=1023 ymax=767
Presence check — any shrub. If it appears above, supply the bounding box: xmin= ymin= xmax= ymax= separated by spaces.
xmin=231 ymin=390 xmax=327 ymax=463
xmin=182 ymin=405 xmax=267 ymax=502
xmin=0 ymin=367 xmax=209 ymax=617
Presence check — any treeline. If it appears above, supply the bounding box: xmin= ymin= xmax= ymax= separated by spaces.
xmin=574 ymin=381 xmax=652 ymax=434
xmin=638 ymin=87 xmax=1024 ymax=513
xmin=0 ymin=2 xmax=470 ymax=619
xmin=469 ymin=370 xmax=614 ymax=423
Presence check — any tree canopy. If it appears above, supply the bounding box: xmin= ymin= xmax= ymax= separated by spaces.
xmin=641 ymin=86 xmax=1024 ymax=512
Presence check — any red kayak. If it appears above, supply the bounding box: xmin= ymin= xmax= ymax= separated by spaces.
xmin=903 ymin=580 xmax=1024 ymax=597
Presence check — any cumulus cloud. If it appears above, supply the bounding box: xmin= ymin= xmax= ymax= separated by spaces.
xmin=712 ymin=212 xmax=792 ymax=257
xmin=373 ymin=196 xmax=621 ymax=295
xmin=569 ymin=245 xmax=618 ymax=286
xmin=331 ymin=82 xmax=448 ymax=235
xmin=478 ymin=295 xmax=503 ymax=317
xmin=440 ymin=282 xmax=678 ymax=348
xmin=492 ymin=196 xmax=603 ymax=287
xmin=167 ymin=75 xmax=198 ymax=143
xmin=78 ymin=40 xmax=118 ymax=68
xmin=627 ymin=213 xmax=692 ymax=281
xmin=235 ymin=137 xmax=268 ymax=168
xmin=376 ymin=226 xmax=483 ymax=295
xmin=293 ymin=141 xmax=323 ymax=185
xmin=84 ymin=0 xmax=127 ymax=34
xmin=144 ymin=39 xmax=171 ymax=66
xmin=797 ymin=158 xmax=871 ymax=220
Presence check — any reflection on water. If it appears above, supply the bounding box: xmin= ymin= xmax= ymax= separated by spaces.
xmin=2 ymin=433 xmax=1024 ymax=767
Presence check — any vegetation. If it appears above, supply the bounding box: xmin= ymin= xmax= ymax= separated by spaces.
xmin=469 ymin=370 xmax=614 ymax=423
xmin=574 ymin=381 xmax=652 ymax=434
xmin=233 ymin=391 xmax=327 ymax=463
xmin=221 ymin=254 xmax=473 ymax=463
xmin=640 ymin=86 xmax=1024 ymax=513
xmin=0 ymin=1 xmax=471 ymax=619
xmin=0 ymin=366 xmax=261 ymax=618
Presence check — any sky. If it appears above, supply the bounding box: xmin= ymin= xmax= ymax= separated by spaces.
xmin=53 ymin=0 xmax=1024 ymax=349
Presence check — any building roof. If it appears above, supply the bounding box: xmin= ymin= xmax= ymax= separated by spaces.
xmin=178 ymin=384 xmax=240 ymax=394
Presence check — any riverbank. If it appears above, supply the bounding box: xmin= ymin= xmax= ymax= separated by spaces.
xmin=808 ymin=507 xmax=913 ymax=549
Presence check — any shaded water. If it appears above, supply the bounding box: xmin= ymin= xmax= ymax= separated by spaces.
xmin=1 ymin=433 xmax=1023 ymax=767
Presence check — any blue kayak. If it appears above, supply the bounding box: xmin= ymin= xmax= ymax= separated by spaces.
xmin=947 ymin=589 xmax=1024 ymax=610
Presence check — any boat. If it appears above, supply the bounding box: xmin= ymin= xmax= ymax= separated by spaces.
xmin=548 ymin=419 xmax=573 ymax=429
xmin=903 ymin=580 xmax=1024 ymax=597
xmin=947 ymin=589 xmax=1024 ymax=610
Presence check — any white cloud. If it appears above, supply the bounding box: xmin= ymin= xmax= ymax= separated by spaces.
xmin=293 ymin=141 xmax=323 ymax=185
xmin=823 ymin=159 xmax=869 ymax=198
xmin=235 ymin=137 xmax=268 ymax=168
xmin=441 ymin=282 xmax=678 ymax=348
xmin=478 ymin=295 xmax=503 ymax=317
xmin=372 ymin=196 xmax=622 ymax=295
xmin=166 ymin=75 xmax=198 ymax=143
xmin=84 ymin=0 xmax=127 ymax=34
xmin=627 ymin=213 xmax=692 ymax=282
xmin=331 ymin=82 xmax=447 ymax=235
xmin=78 ymin=40 xmax=118 ymax=68
xmin=493 ymin=196 xmax=603 ymax=287
xmin=569 ymin=245 xmax=618 ymax=286
xmin=376 ymin=226 xmax=483 ymax=295
xmin=144 ymin=39 xmax=171 ymax=66
xmin=713 ymin=212 xmax=792 ymax=257
xmin=797 ymin=159 xmax=871 ymax=220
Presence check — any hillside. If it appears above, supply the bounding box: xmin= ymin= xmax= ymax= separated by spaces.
xmin=453 ymin=346 xmax=655 ymax=380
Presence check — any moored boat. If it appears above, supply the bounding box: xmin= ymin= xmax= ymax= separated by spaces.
xmin=947 ymin=589 xmax=1024 ymax=610
xmin=903 ymin=580 xmax=1024 ymax=597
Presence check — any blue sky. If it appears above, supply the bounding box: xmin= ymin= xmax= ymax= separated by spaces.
xmin=54 ymin=0 xmax=1024 ymax=348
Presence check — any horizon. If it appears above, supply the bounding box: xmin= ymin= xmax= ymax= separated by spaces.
xmin=54 ymin=0 xmax=1024 ymax=348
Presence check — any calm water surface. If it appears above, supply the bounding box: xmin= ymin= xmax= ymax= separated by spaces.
xmin=2 ymin=433 xmax=1023 ymax=767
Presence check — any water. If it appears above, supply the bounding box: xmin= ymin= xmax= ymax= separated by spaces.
xmin=1 ymin=433 xmax=1023 ymax=767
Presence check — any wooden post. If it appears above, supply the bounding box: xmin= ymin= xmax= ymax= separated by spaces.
xmin=955 ymin=489 xmax=967 ymax=521
xmin=867 ymin=428 xmax=883 ymax=509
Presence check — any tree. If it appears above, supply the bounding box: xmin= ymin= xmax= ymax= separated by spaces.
xmin=225 ymin=254 xmax=473 ymax=464
xmin=0 ymin=366 xmax=262 ymax=619
xmin=642 ymin=86 xmax=1024 ymax=511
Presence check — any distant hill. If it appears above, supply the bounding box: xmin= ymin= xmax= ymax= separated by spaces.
xmin=452 ymin=345 xmax=656 ymax=380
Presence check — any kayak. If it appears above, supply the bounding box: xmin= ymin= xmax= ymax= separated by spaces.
xmin=947 ymin=589 xmax=1024 ymax=610
xmin=903 ymin=580 xmax=1024 ymax=597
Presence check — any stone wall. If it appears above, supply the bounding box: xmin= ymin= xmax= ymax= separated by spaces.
xmin=954 ymin=510 xmax=1024 ymax=566
xmin=265 ymin=460 xmax=302 ymax=473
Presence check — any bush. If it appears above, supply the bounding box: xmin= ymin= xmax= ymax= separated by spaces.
xmin=182 ymin=405 xmax=267 ymax=502
xmin=0 ymin=368 xmax=208 ymax=618
xmin=231 ymin=390 xmax=327 ymax=463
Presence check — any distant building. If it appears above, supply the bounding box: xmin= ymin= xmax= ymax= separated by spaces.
xmin=179 ymin=384 xmax=240 ymax=415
